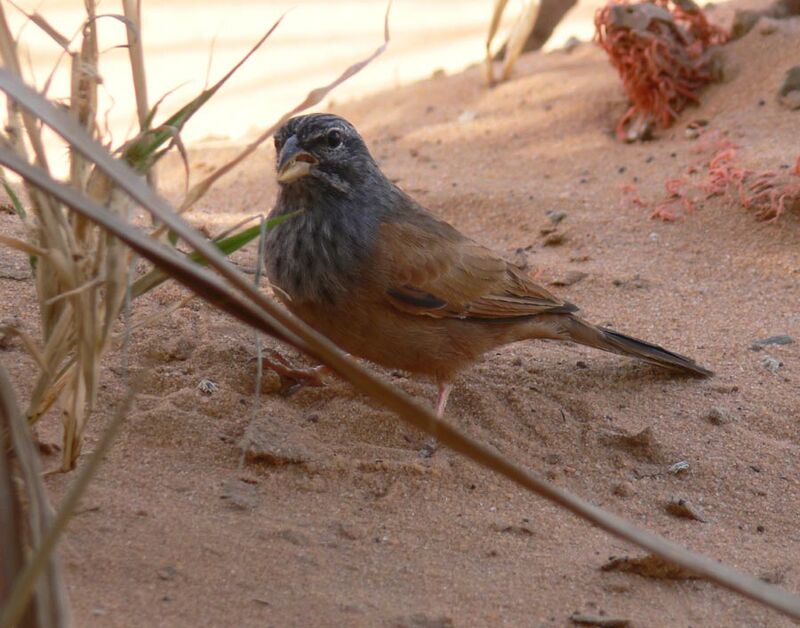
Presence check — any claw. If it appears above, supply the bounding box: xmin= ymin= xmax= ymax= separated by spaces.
xmin=259 ymin=350 xmax=330 ymax=395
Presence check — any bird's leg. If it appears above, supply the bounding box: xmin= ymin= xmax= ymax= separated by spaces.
xmin=420 ymin=382 xmax=452 ymax=458
xmin=435 ymin=382 xmax=452 ymax=418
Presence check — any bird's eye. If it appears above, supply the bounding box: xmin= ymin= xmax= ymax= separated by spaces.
xmin=274 ymin=136 xmax=282 ymax=152
xmin=326 ymin=129 xmax=342 ymax=148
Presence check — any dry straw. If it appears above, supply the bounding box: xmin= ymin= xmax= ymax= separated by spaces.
xmin=485 ymin=0 xmax=541 ymax=84
xmin=0 ymin=0 xmax=291 ymax=471
xmin=0 ymin=2 xmax=391 ymax=623
xmin=0 ymin=0 xmax=128 ymax=472
xmin=0 ymin=369 xmax=70 ymax=627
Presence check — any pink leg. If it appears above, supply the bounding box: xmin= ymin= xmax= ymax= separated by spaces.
xmin=421 ymin=381 xmax=452 ymax=457
xmin=435 ymin=382 xmax=452 ymax=418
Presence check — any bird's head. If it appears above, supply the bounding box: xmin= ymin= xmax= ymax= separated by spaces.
xmin=273 ymin=114 xmax=377 ymax=195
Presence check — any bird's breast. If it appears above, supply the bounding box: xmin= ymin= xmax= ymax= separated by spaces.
xmin=264 ymin=209 xmax=373 ymax=306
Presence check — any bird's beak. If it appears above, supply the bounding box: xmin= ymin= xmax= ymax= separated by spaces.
xmin=276 ymin=136 xmax=318 ymax=183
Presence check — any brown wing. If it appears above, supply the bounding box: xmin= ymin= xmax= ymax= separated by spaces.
xmin=375 ymin=215 xmax=577 ymax=320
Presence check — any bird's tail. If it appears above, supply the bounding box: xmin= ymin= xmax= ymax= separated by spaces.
xmin=556 ymin=316 xmax=713 ymax=377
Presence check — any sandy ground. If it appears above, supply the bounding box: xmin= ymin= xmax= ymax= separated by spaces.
xmin=2 ymin=2 xmax=800 ymax=627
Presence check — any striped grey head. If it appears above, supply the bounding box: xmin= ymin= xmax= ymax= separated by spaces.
xmin=266 ymin=114 xmax=399 ymax=304
xmin=273 ymin=113 xmax=378 ymax=195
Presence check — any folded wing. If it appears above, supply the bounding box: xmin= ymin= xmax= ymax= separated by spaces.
xmin=376 ymin=215 xmax=577 ymax=320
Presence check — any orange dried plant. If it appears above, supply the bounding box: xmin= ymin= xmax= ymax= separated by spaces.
xmin=595 ymin=0 xmax=727 ymax=141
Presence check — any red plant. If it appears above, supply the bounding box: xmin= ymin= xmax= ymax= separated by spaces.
xmin=595 ymin=0 xmax=727 ymax=141
xmin=639 ymin=139 xmax=800 ymax=222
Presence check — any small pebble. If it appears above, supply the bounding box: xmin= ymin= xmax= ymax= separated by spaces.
xmin=457 ymin=110 xmax=477 ymax=124
xmin=778 ymin=66 xmax=800 ymax=110
xmin=612 ymin=481 xmax=634 ymax=497
xmin=546 ymin=210 xmax=567 ymax=224
xmin=668 ymin=460 xmax=690 ymax=474
xmin=665 ymin=497 xmax=707 ymax=522
xmin=550 ymin=271 xmax=587 ymax=287
xmin=761 ymin=355 xmax=783 ymax=373
xmin=752 ymin=335 xmax=793 ymax=349
xmin=561 ymin=36 xmax=581 ymax=54
xmin=512 ymin=248 xmax=530 ymax=270
xmin=198 ymin=379 xmax=218 ymax=394
xmin=543 ymin=232 xmax=566 ymax=247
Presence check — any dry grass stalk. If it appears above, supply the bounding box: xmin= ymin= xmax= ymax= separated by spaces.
xmin=0 ymin=1 xmax=104 ymax=466
xmin=0 ymin=3 xmax=396 ymax=622
xmin=0 ymin=1 xmax=294 ymax=470
xmin=122 ymin=0 xmax=155 ymax=194
xmin=485 ymin=0 xmax=540 ymax=85
xmin=0 ymin=0 xmax=120 ymax=472
xmin=121 ymin=0 xmax=148 ymax=132
xmin=1 ymin=74 xmax=799 ymax=620
xmin=0 ymin=368 xmax=70 ymax=628
xmin=0 ymin=379 xmax=28 ymax=622
xmin=172 ymin=2 xmax=392 ymax=219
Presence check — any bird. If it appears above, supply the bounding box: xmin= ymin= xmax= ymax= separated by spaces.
xmin=264 ymin=113 xmax=712 ymax=419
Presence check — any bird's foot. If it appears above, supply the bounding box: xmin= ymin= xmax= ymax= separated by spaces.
xmin=259 ymin=350 xmax=330 ymax=395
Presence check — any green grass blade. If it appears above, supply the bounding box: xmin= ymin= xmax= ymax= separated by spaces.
xmin=1 ymin=172 xmax=37 ymax=271
xmin=121 ymin=15 xmax=285 ymax=173
xmin=1 ymin=173 xmax=26 ymax=218
xmin=130 ymin=211 xmax=297 ymax=299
